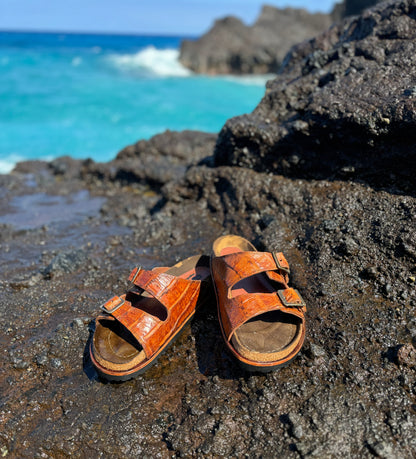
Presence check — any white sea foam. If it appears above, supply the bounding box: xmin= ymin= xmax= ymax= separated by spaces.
xmin=107 ymin=46 xmax=192 ymax=77
xmin=0 ymin=154 xmax=23 ymax=174
xmin=106 ymin=47 xmax=274 ymax=84
xmin=0 ymin=154 xmax=54 ymax=174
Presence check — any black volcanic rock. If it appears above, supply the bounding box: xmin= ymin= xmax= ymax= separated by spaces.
xmin=83 ymin=130 xmax=217 ymax=188
xmin=179 ymin=6 xmax=331 ymax=74
xmin=116 ymin=129 xmax=215 ymax=162
xmin=214 ymin=0 xmax=416 ymax=193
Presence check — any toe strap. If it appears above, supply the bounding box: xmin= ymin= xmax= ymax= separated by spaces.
xmin=99 ymin=267 xmax=201 ymax=359
xmin=100 ymin=295 xmax=160 ymax=358
xmin=220 ymin=289 xmax=306 ymax=342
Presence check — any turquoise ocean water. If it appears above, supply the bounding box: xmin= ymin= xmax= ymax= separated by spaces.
xmin=0 ymin=31 xmax=269 ymax=173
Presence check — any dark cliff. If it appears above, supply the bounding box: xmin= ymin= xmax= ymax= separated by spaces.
xmin=179 ymin=6 xmax=331 ymax=74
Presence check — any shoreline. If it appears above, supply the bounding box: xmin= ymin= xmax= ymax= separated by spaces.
xmin=0 ymin=32 xmax=269 ymax=172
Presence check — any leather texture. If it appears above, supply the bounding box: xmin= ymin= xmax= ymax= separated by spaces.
xmin=212 ymin=250 xmax=306 ymax=342
xmin=211 ymin=242 xmax=306 ymax=369
xmin=100 ymin=267 xmax=201 ymax=360
xmin=90 ymin=255 xmax=211 ymax=381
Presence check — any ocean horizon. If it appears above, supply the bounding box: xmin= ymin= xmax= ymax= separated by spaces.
xmin=0 ymin=30 xmax=270 ymax=173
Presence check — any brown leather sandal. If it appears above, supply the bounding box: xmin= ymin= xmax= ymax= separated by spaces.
xmin=90 ymin=255 xmax=211 ymax=381
xmin=211 ymin=235 xmax=306 ymax=372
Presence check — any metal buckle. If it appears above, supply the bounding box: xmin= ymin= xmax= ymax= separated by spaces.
xmin=277 ymin=289 xmax=305 ymax=308
xmin=272 ymin=252 xmax=290 ymax=274
xmin=101 ymin=297 xmax=125 ymax=314
xmin=130 ymin=265 xmax=142 ymax=284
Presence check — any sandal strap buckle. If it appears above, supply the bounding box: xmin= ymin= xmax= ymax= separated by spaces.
xmin=272 ymin=252 xmax=290 ymax=274
xmin=277 ymin=288 xmax=305 ymax=308
xmin=129 ymin=265 xmax=143 ymax=284
xmin=101 ymin=296 xmax=125 ymax=314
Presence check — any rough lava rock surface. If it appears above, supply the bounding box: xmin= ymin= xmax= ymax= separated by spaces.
xmin=215 ymin=0 xmax=416 ymax=194
xmin=84 ymin=129 xmax=217 ymax=189
xmin=1 ymin=1 xmax=416 ymax=458
xmin=179 ymin=6 xmax=331 ymax=74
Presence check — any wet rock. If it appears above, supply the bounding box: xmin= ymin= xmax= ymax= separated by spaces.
xmin=41 ymin=249 xmax=88 ymax=278
xmin=180 ymin=6 xmax=331 ymax=74
xmin=3 ymin=144 xmax=416 ymax=458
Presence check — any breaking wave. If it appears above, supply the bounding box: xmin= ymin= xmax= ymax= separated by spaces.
xmin=106 ymin=46 xmax=272 ymax=85
xmin=0 ymin=154 xmax=24 ymax=174
xmin=107 ymin=46 xmax=192 ymax=77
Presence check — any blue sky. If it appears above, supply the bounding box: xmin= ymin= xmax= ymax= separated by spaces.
xmin=0 ymin=0 xmax=337 ymax=35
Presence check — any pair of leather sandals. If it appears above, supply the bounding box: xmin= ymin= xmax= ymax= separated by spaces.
xmin=90 ymin=235 xmax=306 ymax=381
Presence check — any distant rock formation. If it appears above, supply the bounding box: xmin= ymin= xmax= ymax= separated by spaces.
xmin=179 ymin=6 xmax=331 ymax=75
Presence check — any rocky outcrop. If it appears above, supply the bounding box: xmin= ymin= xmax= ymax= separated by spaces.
xmin=215 ymin=0 xmax=416 ymax=193
xmin=82 ymin=129 xmax=216 ymax=188
xmin=1 ymin=1 xmax=416 ymax=457
xmin=179 ymin=6 xmax=331 ymax=74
